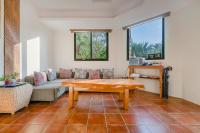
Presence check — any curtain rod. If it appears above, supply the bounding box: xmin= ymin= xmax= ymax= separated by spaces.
xmin=122 ymin=12 xmax=171 ymax=30
xmin=70 ymin=29 xmax=112 ymax=33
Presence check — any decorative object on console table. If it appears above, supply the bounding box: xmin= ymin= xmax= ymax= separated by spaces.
xmin=128 ymin=65 xmax=164 ymax=98
xmin=129 ymin=57 xmax=145 ymax=66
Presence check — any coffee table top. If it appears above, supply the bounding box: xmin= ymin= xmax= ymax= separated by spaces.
xmin=62 ymin=79 xmax=144 ymax=90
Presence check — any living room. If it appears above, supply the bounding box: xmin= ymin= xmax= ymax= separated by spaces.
xmin=0 ymin=0 xmax=200 ymax=132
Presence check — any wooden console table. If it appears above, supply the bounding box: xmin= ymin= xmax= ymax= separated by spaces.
xmin=128 ymin=65 xmax=164 ymax=98
xmin=62 ymin=79 xmax=144 ymax=110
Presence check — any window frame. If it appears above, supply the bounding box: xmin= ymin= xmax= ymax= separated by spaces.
xmin=74 ymin=32 xmax=109 ymax=61
xmin=127 ymin=17 xmax=165 ymax=60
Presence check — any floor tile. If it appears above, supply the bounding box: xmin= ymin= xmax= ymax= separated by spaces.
xmin=20 ymin=124 xmax=46 ymax=133
xmin=87 ymin=124 xmax=107 ymax=133
xmin=89 ymin=106 xmax=104 ymax=113
xmin=169 ymin=124 xmax=193 ymax=133
xmin=106 ymin=114 xmax=124 ymax=124
xmin=28 ymin=114 xmax=54 ymax=124
xmin=0 ymin=124 xmax=25 ymax=133
xmin=66 ymin=124 xmax=86 ymax=133
xmin=88 ymin=114 xmax=105 ymax=124
xmin=155 ymin=113 xmax=178 ymax=124
xmin=171 ymin=113 xmax=199 ymax=125
xmin=68 ymin=114 xmax=88 ymax=124
xmin=14 ymin=113 xmax=40 ymax=124
xmin=186 ymin=125 xmax=200 ymax=133
xmin=104 ymin=106 xmax=120 ymax=113
xmin=103 ymin=100 xmax=116 ymax=106
xmin=107 ymin=125 xmax=128 ymax=133
xmin=0 ymin=124 xmax=8 ymax=130
xmin=90 ymin=100 xmax=103 ymax=106
xmin=51 ymin=113 xmax=70 ymax=124
xmin=122 ymin=114 xmax=141 ymax=124
xmin=127 ymin=125 xmax=151 ymax=133
xmin=146 ymin=124 xmax=171 ymax=133
xmin=43 ymin=123 xmax=65 ymax=133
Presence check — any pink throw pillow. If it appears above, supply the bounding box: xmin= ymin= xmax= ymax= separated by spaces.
xmin=89 ymin=69 xmax=100 ymax=79
xmin=59 ymin=68 xmax=72 ymax=79
xmin=34 ymin=72 xmax=46 ymax=86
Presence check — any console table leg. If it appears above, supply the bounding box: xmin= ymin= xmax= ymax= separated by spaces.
xmin=68 ymin=87 xmax=74 ymax=110
xmin=124 ymin=89 xmax=129 ymax=110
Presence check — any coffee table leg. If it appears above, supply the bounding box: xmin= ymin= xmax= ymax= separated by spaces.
xmin=119 ymin=92 xmax=123 ymax=101
xmin=68 ymin=87 xmax=74 ymax=110
xmin=124 ymin=89 xmax=129 ymax=110
xmin=74 ymin=91 xmax=79 ymax=101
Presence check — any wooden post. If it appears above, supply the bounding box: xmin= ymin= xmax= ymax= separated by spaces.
xmin=68 ymin=87 xmax=74 ymax=109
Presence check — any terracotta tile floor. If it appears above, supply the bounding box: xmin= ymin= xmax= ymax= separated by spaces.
xmin=1 ymin=90 xmax=200 ymax=133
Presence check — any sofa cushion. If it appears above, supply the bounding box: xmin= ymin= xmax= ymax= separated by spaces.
xmin=34 ymin=72 xmax=47 ymax=86
xmin=59 ymin=68 xmax=72 ymax=79
xmin=47 ymin=69 xmax=57 ymax=81
xmin=74 ymin=68 xmax=88 ymax=79
xmin=102 ymin=68 xmax=114 ymax=79
xmin=42 ymin=72 xmax=48 ymax=82
xmin=88 ymin=69 xmax=100 ymax=79
xmin=25 ymin=75 xmax=35 ymax=85
xmin=33 ymin=82 xmax=61 ymax=90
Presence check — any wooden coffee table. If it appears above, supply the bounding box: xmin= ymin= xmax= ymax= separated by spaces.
xmin=62 ymin=79 xmax=144 ymax=110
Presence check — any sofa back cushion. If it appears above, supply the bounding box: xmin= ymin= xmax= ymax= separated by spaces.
xmin=25 ymin=75 xmax=35 ymax=85
xmin=47 ymin=69 xmax=57 ymax=81
xmin=34 ymin=72 xmax=47 ymax=86
xmin=42 ymin=72 xmax=48 ymax=82
xmin=102 ymin=68 xmax=114 ymax=79
xmin=59 ymin=68 xmax=72 ymax=79
xmin=88 ymin=69 xmax=100 ymax=79
xmin=74 ymin=68 xmax=88 ymax=79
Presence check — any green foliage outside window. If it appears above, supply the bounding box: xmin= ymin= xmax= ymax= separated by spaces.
xmin=75 ymin=32 xmax=108 ymax=61
xmin=129 ymin=42 xmax=163 ymax=59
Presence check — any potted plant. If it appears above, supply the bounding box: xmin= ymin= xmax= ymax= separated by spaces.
xmin=4 ymin=72 xmax=18 ymax=86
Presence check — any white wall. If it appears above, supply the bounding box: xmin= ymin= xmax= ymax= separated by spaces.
xmin=20 ymin=0 xmax=53 ymax=78
xmin=179 ymin=3 xmax=200 ymax=104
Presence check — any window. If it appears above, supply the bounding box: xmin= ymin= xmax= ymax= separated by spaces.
xmin=127 ymin=17 xmax=165 ymax=60
xmin=74 ymin=32 xmax=109 ymax=61
xmin=27 ymin=37 xmax=40 ymax=75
